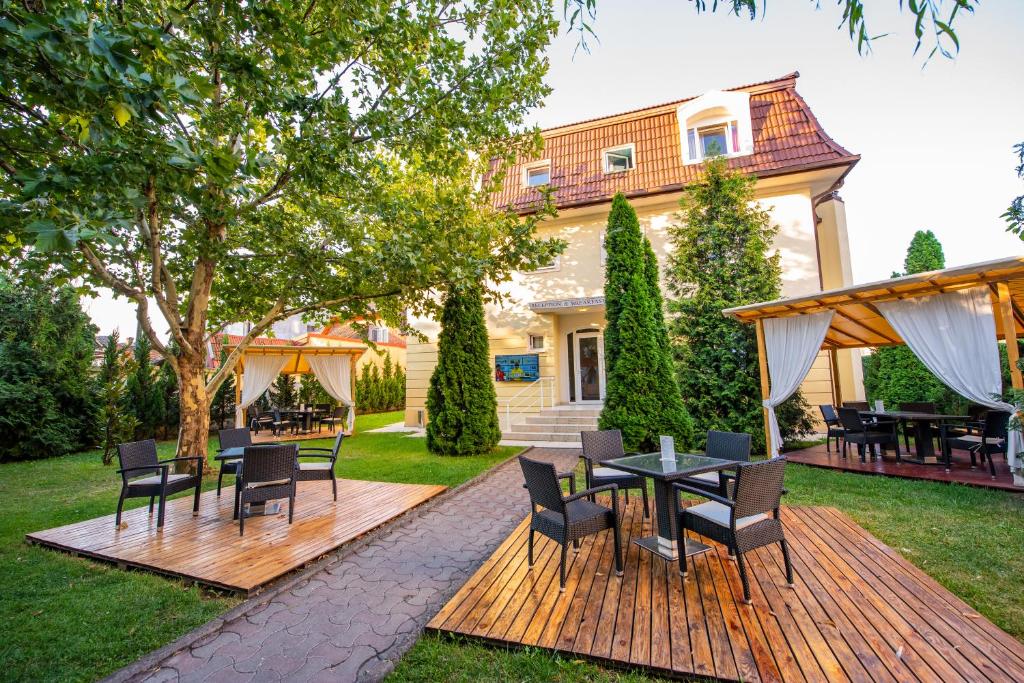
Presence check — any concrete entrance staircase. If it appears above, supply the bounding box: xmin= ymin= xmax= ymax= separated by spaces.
xmin=500 ymin=404 xmax=600 ymax=447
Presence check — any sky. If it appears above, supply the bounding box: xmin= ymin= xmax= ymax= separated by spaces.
xmin=85 ymin=0 xmax=1024 ymax=336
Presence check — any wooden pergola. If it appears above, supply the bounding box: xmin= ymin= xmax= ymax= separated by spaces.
xmin=722 ymin=256 xmax=1024 ymax=450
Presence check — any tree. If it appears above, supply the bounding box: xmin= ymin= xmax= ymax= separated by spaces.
xmin=0 ymin=275 xmax=97 ymax=461
xmin=666 ymin=157 xmax=812 ymax=454
xmin=210 ymin=346 xmax=236 ymax=430
xmin=863 ymin=230 xmax=963 ymax=413
xmin=426 ymin=284 xmax=501 ymax=456
xmin=1 ymin=2 xmax=562 ymax=466
xmin=96 ymin=332 xmax=139 ymax=465
xmin=272 ymin=374 xmax=296 ymax=409
xmin=298 ymin=374 xmax=330 ymax=408
xmin=1005 ymin=142 xmax=1024 ymax=238
xmin=127 ymin=334 xmax=163 ymax=438
xmin=599 ymin=193 xmax=694 ymax=451
xmin=155 ymin=352 xmax=178 ymax=440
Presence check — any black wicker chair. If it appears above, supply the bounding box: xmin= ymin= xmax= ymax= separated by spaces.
xmin=580 ymin=430 xmax=649 ymax=517
xmin=941 ymin=410 xmax=1009 ymax=478
xmin=216 ymin=428 xmax=253 ymax=496
xmin=247 ymin=405 xmax=274 ymax=434
xmin=296 ymin=430 xmax=343 ymax=500
xmin=236 ymin=445 xmax=298 ymax=536
xmin=519 ymin=455 xmax=623 ymax=591
xmin=838 ymin=407 xmax=901 ymax=462
xmin=681 ymin=430 xmax=751 ymax=496
xmin=674 ymin=457 xmax=793 ymax=604
xmin=842 ymin=400 xmax=870 ymax=411
xmin=116 ymin=439 xmax=203 ymax=529
xmin=319 ymin=406 xmax=347 ymax=433
xmin=818 ymin=405 xmax=846 ymax=453
xmin=271 ymin=408 xmax=298 ymax=436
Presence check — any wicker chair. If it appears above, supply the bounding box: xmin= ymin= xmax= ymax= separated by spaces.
xmin=681 ymin=430 xmax=751 ymax=496
xmin=319 ymin=406 xmax=347 ymax=433
xmin=941 ymin=410 xmax=1009 ymax=478
xmin=580 ymin=430 xmax=649 ymax=517
xmin=818 ymin=405 xmax=846 ymax=453
xmin=236 ymin=445 xmax=298 ymax=536
xmin=116 ymin=439 xmax=203 ymax=529
xmin=842 ymin=400 xmax=870 ymax=411
xmin=216 ymin=428 xmax=252 ymax=496
xmin=271 ymin=408 xmax=298 ymax=436
xmin=519 ymin=455 xmax=623 ymax=591
xmin=296 ymin=430 xmax=343 ymax=500
xmin=837 ymin=407 xmax=901 ymax=462
xmin=247 ymin=405 xmax=274 ymax=434
xmin=674 ymin=458 xmax=793 ymax=604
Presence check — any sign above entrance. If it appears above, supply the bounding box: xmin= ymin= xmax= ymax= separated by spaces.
xmin=528 ymin=296 xmax=606 ymax=312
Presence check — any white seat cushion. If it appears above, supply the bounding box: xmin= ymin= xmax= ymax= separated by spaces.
xmin=298 ymin=462 xmax=333 ymax=471
xmin=688 ymin=471 xmax=720 ymax=484
xmin=592 ymin=467 xmax=634 ymax=479
xmin=129 ymin=473 xmax=192 ymax=487
xmin=245 ymin=478 xmax=291 ymax=489
xmin=955 ymin=435 xmax=1004 ymax=445
xmin=686 ymin=501 xmax=768 ymax=530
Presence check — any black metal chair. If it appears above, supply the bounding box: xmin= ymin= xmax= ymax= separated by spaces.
xmin=319 ymin=406 xmax=347 ymax=433
xmin=681 ymin=430 xmax=751 ymax=496
xmin=116 ymin=439 xmax=203 ymax=529
xmin=216 ymin=428 xmax=252 ymax=496
xmin=818 ymin=405 xmax=846 ymax=453
xmin=296 ymin=430 xmax=343 ymax=500
xmin=519 ymin=455 xmax=623 ymax=591
xmin=580 ymin=430 xmax=649 ymax=517
xmin=837 ymin=407 xmax=901 ymax=462
xmin=247 ymin=405 xmax=275 ymax=434
xmin=675 ymin=457 xmax=794 ymax=604
xmin=271 ymin=408 xmax=298 ymax=436
xmin=236 ymin=445 xmax=298 ymax=536
xmin=941 ymin=410 xmax=1009 ymax=478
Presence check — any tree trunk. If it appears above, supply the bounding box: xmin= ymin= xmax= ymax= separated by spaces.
xmin=176 ymin=354 xmax=210 ymax=473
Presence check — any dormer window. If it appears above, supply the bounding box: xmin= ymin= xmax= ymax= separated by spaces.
xmin=677 ymin=90 xmax=754 ymax=165
xmin=602 ymin=144 xmax=635 ymax=173
xmin=523 ymin=161 xmax=551 ymax=188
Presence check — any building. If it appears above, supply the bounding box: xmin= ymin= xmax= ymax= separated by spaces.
xmin=405 ymin=72 xmax=865 ymax=435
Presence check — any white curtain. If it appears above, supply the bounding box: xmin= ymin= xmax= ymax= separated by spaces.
xmin=877 ymin=287 xmax=1021 ymax=470
xmin=763 ymin=311 xmax=835 ymax=457
xmin=306 ymin=355 xmax=356 ymax=432
xmin=235 ymin=355 xmax=290 ymax=428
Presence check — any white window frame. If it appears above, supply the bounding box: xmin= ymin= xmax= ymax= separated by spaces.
xmin=677 ymin=90 xmax=754 ymax=166
xmin=602 ymin=143 xmax=636 ymax=174
xmin=528 ymin=334 xmax=545 ymax=351
xmin=522 ymin=160 xmax=551 ymax=188
xmin=599 ymin=231 xmax=607 ymax=265
xmin=368 ymin=326 xmax=390 ymax=343
xmin=531 ymin=255 xmax=561 ymax=273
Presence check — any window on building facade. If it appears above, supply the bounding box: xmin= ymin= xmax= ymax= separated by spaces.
xmin=528 ymin=334 xmax=545 ymax=351
xmin=523 ymin=161 xmax=550 ymax=188
xmin=678 ymin=90 xmax=753 ymax=165
xmin=603 ymin=144 xmax=635 ymax=173
xmin=532 ymin=255 xmax=560 ymax=272
xmin=686 ymin=120 xmax=739 ymax=161
xmin=368 ymin=326 xmax=390 ymax=343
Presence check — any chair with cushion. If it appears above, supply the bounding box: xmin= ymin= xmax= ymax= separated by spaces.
xmin=319 ymin=406 xmax=347 ymax=433
xmin=842 ymin=400 xmax=870 ymax=411
xmin=838 ymin=407 xmax=901 ymax=462
xmin=681 ymin=430 xmax=751 ymax=496
xmin=271 ymin=408 xmax=298 ymax=436
xmin=116 ymin=439 xmax=203 ymax=529
xmin=216 ymin=428 xmax=252 ymax=496
xmin=236 ymin=445 xmax=298 ymax=536
xmin=247 ymin=405 xmax=274 ymax=434
xmin=580 ymin=430 xmax=649 ymax=517
xmin=941 ymin=410 xmax=1009 ymax=478
xmin=519 ymin=454 xmax=623 ymax=591
xmin=674 ymin=457 xmax=793 ymax=604
xmin=818 ymin=405 xmax=846 ymax=453
xmin=296 ymin=431 xmax=343 ymax=500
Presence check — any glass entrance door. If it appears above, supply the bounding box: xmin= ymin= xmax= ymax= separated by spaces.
xmin=574 ymin=332 xmax=605 ymax=402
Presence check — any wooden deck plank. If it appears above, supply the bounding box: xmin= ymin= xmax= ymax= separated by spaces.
xmin=427 ymin=503 xmax=1023 ymax=682
xmin=26 ymin=479 xmax=445 ymax=594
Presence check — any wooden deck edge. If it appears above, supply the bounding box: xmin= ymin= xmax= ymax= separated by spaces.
xmin=786 ymin=455 xmax=1024 ymax=493
xmin=100 ymin=447 xmax=529 ymax=683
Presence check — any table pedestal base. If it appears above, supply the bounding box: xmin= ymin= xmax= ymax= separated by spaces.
xmin=633 ymin=535 xmax=712 ymax=562
xmin=243 ymin=502 xmax=282 ymax=517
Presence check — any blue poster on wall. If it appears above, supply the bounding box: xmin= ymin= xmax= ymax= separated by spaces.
xmin=494 ymin=354 xmax=540 ymax=382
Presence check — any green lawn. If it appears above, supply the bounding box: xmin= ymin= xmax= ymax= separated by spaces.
xmin=0 ymin=411 xmax=518 ymax=683
xmin=389 ymin=461 xmax=1024 ymax=683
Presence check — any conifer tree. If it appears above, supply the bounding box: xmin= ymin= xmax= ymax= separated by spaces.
xmin=427 ymin=284 xmax=501 ymax=455
xmin=96 ymin=332 xmax=139 ymax=465
xmin=128 ymin=334 xmax=164 ymax=438
xmin=210 ymin=347 xmax=236 ymax=429
xmin=600 ymin=193 xmax=694 ymax=451
xmin=666 ymin=158 xmax=812 ymax=453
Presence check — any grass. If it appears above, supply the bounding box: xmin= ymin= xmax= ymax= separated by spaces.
xmin=0 ymin=411 xmax=519 ymax=683
xmin=389 ymin=460 xmax=1024 ymax=683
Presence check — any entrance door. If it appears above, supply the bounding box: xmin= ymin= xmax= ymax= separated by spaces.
xmin=574 ymin=332 xmax=605 ymax=402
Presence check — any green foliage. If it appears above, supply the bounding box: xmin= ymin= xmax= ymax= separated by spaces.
xmin=427 ymin=285 xmax=501 ymax=456
xmin=0 ymin=276 xmax=97 ymax=461
xmin=354 ymin=353 xmax=407 ymax=414
xmin=599 ymin=194 xmax=694 ymax=451
xmin=903 ymin=229 xmax=945 ymax=275
xmin=1005 ymin=142 xmax=1024 ymax=238
xmin=127 ymin=334 xmax=164 ymax=439
xmin=298 ymin=374 xmax=331 ymax=408
xmin=96 ymin=332 xmax=139 ymax=465
xmin=271 ymin=374 xmax=297 ymax=409
xmin=210 ymin=346 xmax=236 ymax=430
xmin=667 ymin=157 xmax=812 ymax=454
xmin=155 ymin=358 xmax=179 ymax=440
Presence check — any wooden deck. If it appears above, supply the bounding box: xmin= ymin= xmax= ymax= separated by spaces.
xmin=786 ymin=444 xmax=1021 ymax=492
xmin=428 ymin=499 xmax=1024 ymax=682
xmin=26 ymin=479 xmax=445 ymax=594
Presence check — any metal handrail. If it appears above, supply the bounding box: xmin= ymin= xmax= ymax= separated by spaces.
xmin=498 ymin=376 xmax=555 ymax=431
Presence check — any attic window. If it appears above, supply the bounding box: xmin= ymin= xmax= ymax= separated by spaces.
xmin=368 ymin=326 xmax=389 ymax=343
xmin=686 ymin=121 xmax=739 ymax=161
xmin=677 ymin=90 xmax=753 ymax=165
xmin=523 ymin=161 xmax=550 ymax=188
xmin=603 ymin=144 xmax=635 ymax=173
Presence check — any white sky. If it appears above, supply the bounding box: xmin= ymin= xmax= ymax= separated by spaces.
xmin=86 ymin=0 xmax=1024 ymax=336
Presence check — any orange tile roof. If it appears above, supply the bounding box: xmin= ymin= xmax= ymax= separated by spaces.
xmin=492 ymin=72 xmax=858 ymax=213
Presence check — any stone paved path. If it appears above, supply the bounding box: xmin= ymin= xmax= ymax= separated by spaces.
xmin=125 ymin=448 xmax=579 ymax=683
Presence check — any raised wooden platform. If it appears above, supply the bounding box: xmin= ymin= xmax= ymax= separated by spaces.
xmin=429 ymin=499 xmax=1024 ymax=682
xmin=786 ymin=444 xmax=1021 ymax=492
xmin=26 ymin=479 xmax=445 ymax=594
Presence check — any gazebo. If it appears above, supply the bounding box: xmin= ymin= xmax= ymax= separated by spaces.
xmin=231 ymin=344 xmax=367 ymax=434
xmin=723 ymin=255 xmax=1024 ymax=487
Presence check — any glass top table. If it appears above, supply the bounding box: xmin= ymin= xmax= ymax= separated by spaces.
xmin=604 ymin=451 xmax=736 ymax=561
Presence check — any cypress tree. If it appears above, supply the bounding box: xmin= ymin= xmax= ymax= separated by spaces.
xmin=128 ymin=334 xmax=164 ymax=438
xmin=426 ymin=283 xmax=501 ymax=455
xmin=666 ymin=157 xmax=812 ymax=453
xmin=599 ymin=193 xmax=694 ymax=451
xmin=96 ymin=332 xmax=139 ymax=465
